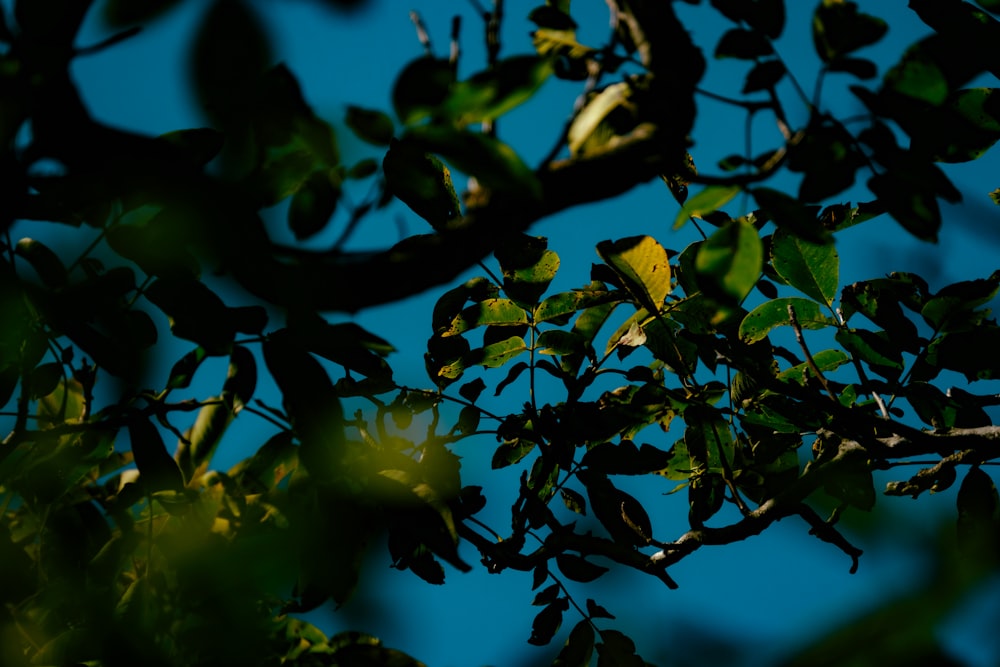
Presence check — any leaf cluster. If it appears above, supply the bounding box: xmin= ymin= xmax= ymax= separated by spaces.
xmin=2 ymin=0 xmax=1000 ymax=665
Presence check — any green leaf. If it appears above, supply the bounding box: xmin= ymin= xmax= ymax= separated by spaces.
xmin=812 ymin=0 xmax=887 ymax=63
xmin=232 ymin=431 xmax=298 ymax=492
xmin=15 ymin=238 xmax=68 ymax=288
xmin=868 ymin=169 xmax=946 ymax=242
xmin=882 ymin=39 xmax=949 ymax=105
xmin=560 ymin=488 xmax=587 ymax=515
xmin=710 ymin=0 xmax=786 ymax=39
xmin=28 ymin=362 xmax=62 ymax=399
xmin=683 ymin=404 xmax=735 ymax=475
xmin=262 ymin=329 xmax=343 ymax=474
xmin=191 ymin=0 xmax=272 ymax=125
xmin=739 ymin=297 xmax=836 ymax=343
xmin=533 ymin=583 xmax=561 ymax=607
xmin=743 ymin=59 xmax=786 ymax=93
xmin=586 ymin=599 xmax=616 ymax=620
xmin=223 ymin=345 xmax=257 ymax=414
xmin=440 ymin=298 xmax=529 ymax=336
xmin=689 ymin=472 xmax=727 ymax=526
xmin=824 ymin=456 xmax=876 ymax=511
xmin=442 ymin=55 xmax=553 ymax=126
xmin=459 ymin=378 xmax=487 ymax=403
xmin=495 ymin=235 xmax=560 ymax=307
xmin=596 ymin=236 xmax=672 ymax=313
xmin=568 ymin=82 xmax=631 ymax=156
xmin=405 ymin=124 xmax=541 ymax=200
xmin=752 ymin=187 xmax=828 ymax=243
xmin=128 ymin=416 xmax=185 ymax=493
xmin=243 ymin=67 xmax=341 ymax=206
xmin=392 ymin=56 xmax=454 ymax=125
xmin=673 ymin=185 xmax=740 ymax=230
xmin=383 ymin=138 xmax=462 ymax=230
xmin=378 ymin=469 xmax=469 ymax=572
xmin=552 ymin=620 xmax=595 ymax=667
xmin=345 ymin=105 xmax=395 ymax=146
xmin=921 ymin=327 xmax=1000 ymax=382
xmin=695 ymin=219 xmax=763 ymax=303
xmin=556 ymin=553 xmax=609 ymax=582
xmin=786 ymin=122 xmax=862 ymax=201
xmin=145 ymin=276 xmax=267 ymax=355
xmin=920 ymin=88 xmax=1000 ymax=162
xmin=534 ymin=288 xmax=621 ymax=324
xmin=455 ymin=406 xmax=481 ymax=435
xmin=770 ymin=227 xmax=839 ymax=306
xmin=157 ymin=127 xmax=224 ymax=165
xmin=835 ymin=329 xmax=903 ymax=380
xmin=956 ymin=466 xmax=1000 ymax=560
xmin=166 ymin=347 xmax=208 ymax=389
xmin=178 ymin=396 xmax=233 ymax=478
xmin=975 ymin=0 xmax=1000 ymax=13
xmin=715 ymin=28 xmax=773 ymax=59
xmin=492 ymin=438 xmax=536 ymax=469
xmin=528 ymin=599 xmax=568 ymax=646
xmin=537 ymin=330 xmax=585 ymax=356
xmin=777 ymin=349 xmax=849 ymax=385
xmin=289 ymin=169 xmax=339 ymax=241
xmin=466 ymin=335 xmax=528 ymax=369
xmin=292 ymin=316 xmax=394 ymax=380
xmin=596 ymin=630 xmax=645 ymax=667
xmin=494 ymin=361 xmax=529 ymax=396
xmin=921 ymin=272 xmax=1000 ymax=331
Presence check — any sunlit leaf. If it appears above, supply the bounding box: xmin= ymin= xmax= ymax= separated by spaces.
xmin=739 ymin=297 xmax=836 ymax=344
xmin=440 ymin=299 xmax=529 ymax=336
xmin=496 ymin=235 xmax=560 ymax=307
xmin=695 ymin=219 xmax=762 ymax=303
xmin=673 ymin=185 xmax=740 ymax=230
xmin=568 ymin=82 xmax=631 ymax=156
xmin=596 ymin=236 xmax=672 ymax=313
xmin=443 ymin=55 xmax=553 ymax=126
xmin=770 ymin=227 xmax=839 ymax=306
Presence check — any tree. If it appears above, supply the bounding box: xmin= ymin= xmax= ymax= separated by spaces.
xmin=1 ymin=0 xmax=1000 ymax=664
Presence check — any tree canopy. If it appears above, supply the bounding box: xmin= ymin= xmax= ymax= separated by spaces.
xmin=2 ymin=0 xmax=1000 ymax=665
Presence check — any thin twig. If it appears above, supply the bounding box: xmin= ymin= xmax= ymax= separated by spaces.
xmin=409 ymin=10 xmax=433 ymax=55
xmin=835 ymin=307 xmax=889 ymax=418
xmin=449 ymin=15 xmax=462 ymax=73
xmin=788 ymin=303 xmax=838 ymax=401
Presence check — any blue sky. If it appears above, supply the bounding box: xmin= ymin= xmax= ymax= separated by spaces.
xmin=47 ymin=0 xmax=1000 ymax=665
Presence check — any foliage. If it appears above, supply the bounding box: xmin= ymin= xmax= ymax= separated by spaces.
xmin=2 ymin=0 xmax=1000 ymax=665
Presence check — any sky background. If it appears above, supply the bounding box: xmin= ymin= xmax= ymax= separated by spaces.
xmin=20 ymin=0 xmax=1000 ymax=664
